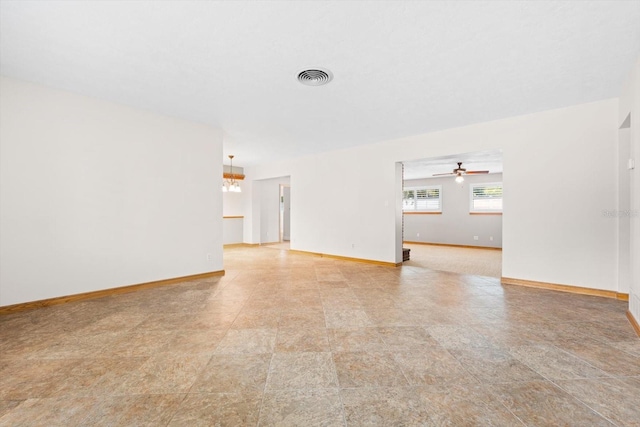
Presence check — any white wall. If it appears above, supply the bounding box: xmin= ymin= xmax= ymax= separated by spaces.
xmin=223 ymin=218 xmax=244 ymax=245
xmin=222 ymin=189 xmax=245 ymax=245
xmin=403 ymin=174 xmax=503 ymax=248
xmin=246 ymin=99 xmax=618 ymax=291
xmin=617 ymin=128 xmax=631 ymax=295
xmin=619 ymin=56 xmax=640 ymax=324
xmin=223 ymin=191 xmax=244 ymax=217
xmin=0 ymin=77 xmax=223 ymax=306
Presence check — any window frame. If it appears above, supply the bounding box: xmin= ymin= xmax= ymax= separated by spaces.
xmin=469 ymin=182 xmax=503 ymax=213
xmin=403 ymin=185 xmax=442 ymax=213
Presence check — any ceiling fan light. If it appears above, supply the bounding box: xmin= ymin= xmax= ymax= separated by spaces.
xmin=455 ymin=175 xmax=464 ymax=183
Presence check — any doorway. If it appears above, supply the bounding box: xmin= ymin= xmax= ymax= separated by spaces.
xmin=280 ymin=185 xmax=291 ymax=243
xmin=398 ymin=149 xmax=504 ymax=278
xmin=256 ymin=176 xmax=290 ymax=248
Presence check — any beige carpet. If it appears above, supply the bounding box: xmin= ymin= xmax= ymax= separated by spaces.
xmin=403 ymin=243 xmax=502 ymax=278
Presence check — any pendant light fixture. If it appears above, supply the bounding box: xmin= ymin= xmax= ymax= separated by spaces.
xmin=222 ymin=155 xmax=242 ymax=193
xmin=455 ymin=172 xmax=464 ymax=184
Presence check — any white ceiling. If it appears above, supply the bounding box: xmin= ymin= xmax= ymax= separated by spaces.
xmin=1 ymin=1 xmax=639 ymax=167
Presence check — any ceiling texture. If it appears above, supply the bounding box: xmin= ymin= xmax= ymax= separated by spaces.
xmin=1 ymin=1 xmax=639 ymax=167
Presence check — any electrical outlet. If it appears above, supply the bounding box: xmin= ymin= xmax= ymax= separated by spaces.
xmin=352 ymin=243 xmax=355 ymax=248
xmin=473 ymin=236 xmax=479 ymax=241
xmin=206 ymin=253 xmax=214 ymax=262
xmin=489 ymin=236 xmax=493 ymax=241
xmin=417 ymin=233 xmax=420 ymax=237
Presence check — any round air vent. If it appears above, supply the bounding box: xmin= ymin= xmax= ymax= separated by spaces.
xmin=297 ymin=68 xmax=333 ymax=86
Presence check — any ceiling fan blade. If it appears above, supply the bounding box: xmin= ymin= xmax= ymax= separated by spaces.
xmin=465 ymin=170 xmax=490 ymax=174
xmin=432 ymin=172 xmax=454 ymax=176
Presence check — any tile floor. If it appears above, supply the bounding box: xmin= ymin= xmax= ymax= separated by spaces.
xmin=1 ymin=246 xmax=639 ymax=426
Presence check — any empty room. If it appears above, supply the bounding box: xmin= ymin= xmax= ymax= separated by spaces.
xmin=1 ymin=1 xmax=640 ymax=425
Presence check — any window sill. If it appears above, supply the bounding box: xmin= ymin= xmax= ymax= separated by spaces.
xmin=403 ymin=211 xmax=442 ymax=215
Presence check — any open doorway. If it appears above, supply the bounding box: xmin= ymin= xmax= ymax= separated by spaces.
xmin=279 ymin=184 xmax=291 ymax=244
xmin=399 ymin=149 xmax=503 ymax=278
xmin=256 ymin=176 xmax=291 ymax=250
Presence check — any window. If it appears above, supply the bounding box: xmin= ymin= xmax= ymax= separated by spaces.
xmin=403 ymin=185 xmax=441 ymax=212
xmin=470 ymin=182 xmax=503 ymax=212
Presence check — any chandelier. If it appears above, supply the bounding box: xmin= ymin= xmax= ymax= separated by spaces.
xmin=222 ymin=155 xmax=241 ymax=193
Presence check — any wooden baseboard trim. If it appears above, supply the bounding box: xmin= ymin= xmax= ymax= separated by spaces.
xmin=289 ymin=249 xmax=401 ymax=267
xmin=627 ymin=311 xmax=640 ymax=337
xmin=501 ymin=277 xmax=627 ymax=300
xmin=403 ymin=241 xmax=502 ymax=251
xmin=617 ymin=293 xmax=630 ymax=302
xmin=0 ymin=270 xmax=225 ymax=316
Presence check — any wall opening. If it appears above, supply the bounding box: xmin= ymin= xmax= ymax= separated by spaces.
xmin=280 ymin=184 xmax=291 ymax=243
xmin=397 ymin=149 xmax=504 ymax=278
xmin=253 ymin=175 xmax=291 ymax=248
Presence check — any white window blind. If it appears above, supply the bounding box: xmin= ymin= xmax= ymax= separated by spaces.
xmin=403 ymin=185 xmax=441 ymax=212
xmin=470 ymin=182 xmax=503 ymax=212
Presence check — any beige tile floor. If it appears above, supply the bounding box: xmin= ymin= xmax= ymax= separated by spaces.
xmin=1 ymin=246 xmax=639 ymax=426
xmin=261 ymin=242 xmax=291 ymax=251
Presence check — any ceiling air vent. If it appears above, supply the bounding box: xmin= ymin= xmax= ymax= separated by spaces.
xmin=297 ymin=68 xmax=333 ymax=86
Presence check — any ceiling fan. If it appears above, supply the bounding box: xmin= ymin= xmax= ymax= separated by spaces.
xmin=433 ymin=162 xmax=489 ymax=183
